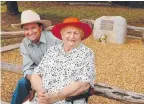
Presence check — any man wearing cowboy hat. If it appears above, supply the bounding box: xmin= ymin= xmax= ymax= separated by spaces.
xmin=11 ymin=10 xmax=61 ymax=104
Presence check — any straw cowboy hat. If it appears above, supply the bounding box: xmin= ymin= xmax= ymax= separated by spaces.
xmin=52 ymin=17 xmax=92 ymax=40
xmin=11 ymin=10 xmax=52 ymax=29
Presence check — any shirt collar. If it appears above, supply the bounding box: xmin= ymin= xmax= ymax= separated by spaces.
xmin=25 ymin=37 xmax=31 ymax=45
xmin=25 ymin=31 xmax=46 ymax=45
xmin=39 ymin=31 xmax=46 ymax=44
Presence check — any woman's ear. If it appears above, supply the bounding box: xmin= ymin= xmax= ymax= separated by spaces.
xmin=61 ymin=34 xmax=64 ymax=40
xmin=60 ymin=30 xmax=64 ymax=39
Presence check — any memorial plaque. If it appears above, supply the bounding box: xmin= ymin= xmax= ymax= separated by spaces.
xmin=100 ymin=20 xmax=114 ymax=31
xmin=93 ymin=16 xmax=127 ymax=44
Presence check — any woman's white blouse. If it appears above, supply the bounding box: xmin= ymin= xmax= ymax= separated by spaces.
xmin=33 ymin=43 xmax=96 ymax=104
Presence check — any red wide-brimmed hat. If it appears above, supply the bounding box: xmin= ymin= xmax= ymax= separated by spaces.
xmin=51 ymin=17 xmax=92 ymax=40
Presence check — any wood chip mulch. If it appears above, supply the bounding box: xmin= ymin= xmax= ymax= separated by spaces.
xmin=1 ymin=36 xmax=144 ymax=103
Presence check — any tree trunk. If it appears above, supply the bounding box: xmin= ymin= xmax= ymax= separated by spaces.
xmin=6 ymin=1 xmax=20 ymax=15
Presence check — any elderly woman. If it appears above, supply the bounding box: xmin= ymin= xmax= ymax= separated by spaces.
xmin=30 ymin=17 xmax=96 ymax=104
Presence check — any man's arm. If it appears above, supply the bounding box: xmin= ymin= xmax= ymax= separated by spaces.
xmin=20 ymin=43 xmax=36 ymax=78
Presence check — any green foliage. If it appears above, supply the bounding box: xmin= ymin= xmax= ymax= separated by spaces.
xmin=1 ymin=2 xmax=7 ymax=13
xmin=1 ymin=1 xmax=144 ymax=22
xmin=15 ymin=1 xmax=144 ymax=23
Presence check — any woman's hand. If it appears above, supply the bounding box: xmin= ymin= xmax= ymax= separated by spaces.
xmin=37 ymin=91 xmax=48 ymax=104
xmin=37 ymin=92 xmax=58 ymax=104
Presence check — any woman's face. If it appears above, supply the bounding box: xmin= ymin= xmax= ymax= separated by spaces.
xmin=61 ymin=26 xmax=83 ymax=49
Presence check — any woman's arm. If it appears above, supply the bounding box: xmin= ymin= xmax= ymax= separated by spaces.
xmin=30 ymin=73 xmax=45 ymax=93
xmin=60 ymin=81 xmax=90 ymax=97
xmin=37 ymin=81 xmax=90 ymax=104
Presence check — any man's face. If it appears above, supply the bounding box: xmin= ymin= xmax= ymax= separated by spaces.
xmin=23 ymin=23 xmax=42 ymax=43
